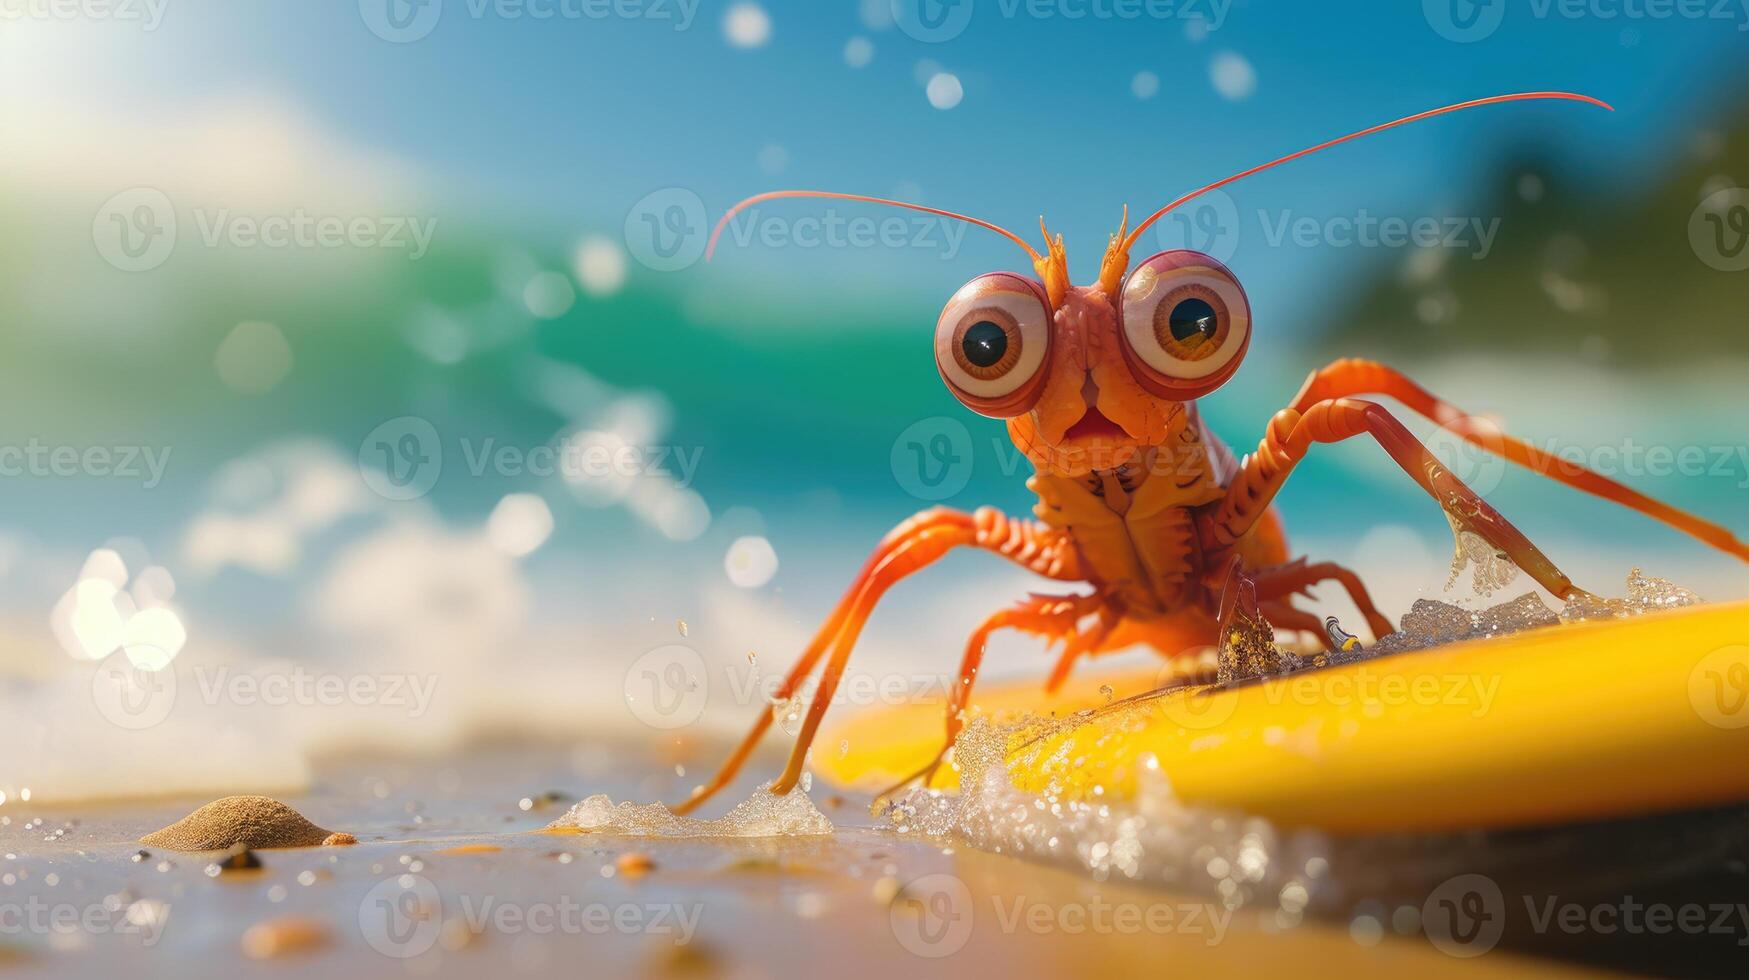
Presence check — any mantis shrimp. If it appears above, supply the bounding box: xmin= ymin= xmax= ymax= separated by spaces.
xmin=672 ymin=92 xmax=1749 ymax=815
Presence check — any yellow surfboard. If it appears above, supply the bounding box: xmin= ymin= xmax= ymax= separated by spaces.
xmin=813 ymin=599 xmax=1749 ymax=833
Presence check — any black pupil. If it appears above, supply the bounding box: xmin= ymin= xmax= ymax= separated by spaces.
xmin=962 ymin=320 xmax=1008 ymax=368
xmin=1169 ymin=298 xmax=1220 ymax=346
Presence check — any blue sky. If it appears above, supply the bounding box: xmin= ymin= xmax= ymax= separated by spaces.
xmin=63 ymin=0 xmax=1749 ymax=322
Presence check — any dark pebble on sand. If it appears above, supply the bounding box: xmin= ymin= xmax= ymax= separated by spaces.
xmin=207 ymin=845 xmax=264 ymax=876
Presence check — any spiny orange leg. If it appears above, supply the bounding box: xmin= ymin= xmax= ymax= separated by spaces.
xmin=675 ymin=507 xmax=1084 ymax=812
xmin=1292 ymin=359 xmax=1749 ymax=562
xmin=872 ymin=594 xmax=1092 ymax=804
xmin=767 ymin=533 xmax=974 ymax=797
xmin=1253 ymin=560 xmax=1394 ymax=640
xmin=1212 ymin=398 xmax=1583 ymax=600
xmin=671 ymin=509 xmax=977 ymax=815
xmin=1042 ymin=600 xmax=1120 ymax=694
xmin=1259 ymin=601 xmax=1329 ymax=649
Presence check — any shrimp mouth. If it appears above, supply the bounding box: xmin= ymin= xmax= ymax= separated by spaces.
xmin=1049 ymin=405 xmax=1145 ymax=475
xmin=1063 ymin=405 xmax=1127 ymax=442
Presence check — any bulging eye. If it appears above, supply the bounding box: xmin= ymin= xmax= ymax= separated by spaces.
xmin=1118 ymin=250 xmax=1251 ymax=399
xmin=934 ymin=272 xmax=1052 ymax=417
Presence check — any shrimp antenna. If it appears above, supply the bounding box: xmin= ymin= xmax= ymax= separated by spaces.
xmin=1123 ymin=91 xmax=1613 ymax=253
xmin=705 ymin=190 xmax=1043 ymax=264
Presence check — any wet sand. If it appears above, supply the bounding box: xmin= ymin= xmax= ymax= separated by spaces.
xmin=0 ymin=741 xmax=1594 ymax=980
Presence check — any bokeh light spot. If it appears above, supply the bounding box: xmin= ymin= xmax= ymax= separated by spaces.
xmin=725 ymin=536 xmax=778 ymax=588
xmin=926 ymin=73 xmax=963 ymax=110
xmin=488 ymin=494 xmax=555 ymax=558
xmin=1211 ymin=51 xmax=1256 ymax=101
xmin=723 ymin=3 xmax=771 ymax=48
xmin=215 ymin=322 xmax=293 ymax=395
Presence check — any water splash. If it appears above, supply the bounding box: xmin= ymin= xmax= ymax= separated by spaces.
xmin=1364 ymin=591 xmax=1559 ymax=659
xmin=1560 ymin=567 xmax=1702 ymax=622
xmin=885 ymin=568 xmax=1705 ymax=917
xmin=769 ymin=692 xmax=807 ymax=737
xmin=885 ymin=717 xmax=1331 ymax=925
xmin=548 ymin=783 xmax=832 ymax=838
xmin=1368 ymin=568 xmax=1700 ymax=659
xmin=1445 ymin=512 xmax=1520 ymax=596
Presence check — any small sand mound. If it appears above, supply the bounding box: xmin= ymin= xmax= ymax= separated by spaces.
xmin=141 ymin=796 xmax=348 ymax=851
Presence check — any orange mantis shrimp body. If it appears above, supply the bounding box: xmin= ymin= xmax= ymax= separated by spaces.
xmin=670 ymin=92 xmax=1749 ymax=815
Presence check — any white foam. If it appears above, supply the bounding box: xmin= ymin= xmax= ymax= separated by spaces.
xmin=886 ymin=718 xmax=1331 ymax=925
xmin=548 ymin=783 xmax=832 ymax=838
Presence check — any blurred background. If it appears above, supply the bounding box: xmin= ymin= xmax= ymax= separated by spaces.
xmin=3 ymin=0 xmax=1747 ymax=803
